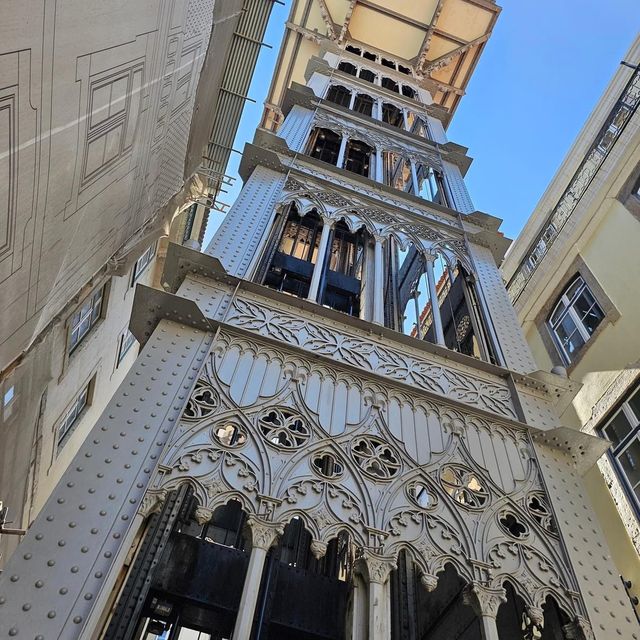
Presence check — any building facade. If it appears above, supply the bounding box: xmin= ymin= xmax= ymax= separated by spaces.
xmin=501 ymin=35 xmax=640 ymax=611
xmin=0 ymin=0 xmax=273 ymax=566
xmin=1 ymin=3 xmax=639 ymax=640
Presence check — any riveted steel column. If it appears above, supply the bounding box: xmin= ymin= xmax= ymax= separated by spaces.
xmin=0 ymin=321 xmax=213 ymax=639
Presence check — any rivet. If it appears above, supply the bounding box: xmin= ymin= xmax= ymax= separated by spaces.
xmin=8 ymin=628 xmax=18 ymax=636
xmin=81 ymin=546 xmax=89 ymax=553
xmin=69 ymin=522 xmax=76 ymax=528
xmin=74 ymin=616 xmax=83 ymax=624
xmin=57 ymin=498 xmax=65 ymax=504
xmin=10 ymin=575 xmax=19 ymax=582
xmin=47 ymin=611 xmax=56 ymax=618
xmin=46 ymin=515 xmax=54 ymax=521
xmin=35 ymin=580 xmax=44 ymax=588
xmin=105 ymin=458 xmax=112 ymax=464
xmin=104 ymin=551 xmax=112 ymax=558
xmin=59 ymin=587 xmax=68 ymax=595
xmin=22 ymin=603 xmax=31 ymax=611
xmin=23 ymin=553 xmax=32 ymax=560
xmin=97 ymin=472 xmax=104 ymax=478
xmin=91 ymin=528 xmax=98 ymax=534
xmin=95 ymin=571 xmax=103 ymax=578
xmin=35 ymin=534 xmax=43 ymax=540
xmin=100 ymin=510 xmax=107 ymax=516
xmin=47 ymin=560 xmax=55 ymax=567
xmin=84 ymin=593 xmax=93 ymax=601
xmin=79 ymin=504 xmax=86 ymax=510
xmin=67 ymin=481 xmax=75 ymax=488
xmin=71 ymin=566 xmax=79 ymax=573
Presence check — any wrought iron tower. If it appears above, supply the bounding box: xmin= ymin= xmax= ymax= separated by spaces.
xmin=0 ymin=2 xmax=638 ymax=640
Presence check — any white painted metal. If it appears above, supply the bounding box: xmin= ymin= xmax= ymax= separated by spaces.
xmin=308 ymin=221 xmax=333 ymax=301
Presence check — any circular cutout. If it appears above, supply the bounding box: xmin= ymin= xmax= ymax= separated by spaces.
xmin=258 ymin=408 xmax=311 ymax=449
xmin=409 ymin=482 xmax=437 ymax=509
xmin=312 ymin=453 xmax=344 ymax=480
xmin=440 ymin=465 xmax=488 ymax=509
xmin=351 ymin=437 xmax=401 ymax=480
xmin=183 ymin=381 xmax=219 ymax=421
xmin=499 ymin=511 xmax=529 ymax=539
xmin=214 ymin=423 xmax=247 ymax=447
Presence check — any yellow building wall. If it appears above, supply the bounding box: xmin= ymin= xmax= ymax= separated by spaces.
xmin=525 ymin=199 xmax=640 ymax=610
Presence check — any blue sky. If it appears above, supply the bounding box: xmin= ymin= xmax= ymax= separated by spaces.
xmin=203 ymin=2 xmax=639 ymax=246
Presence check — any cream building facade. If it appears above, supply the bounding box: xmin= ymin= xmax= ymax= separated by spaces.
xmin=501 ymin=34 xmax=640 ymax=612
xmin=0 ymin=0 xmax=274 ymax=566
xmin=1 ymin=3 xmax=639 ymax=640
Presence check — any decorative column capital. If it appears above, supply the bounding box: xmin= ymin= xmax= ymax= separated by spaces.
xmin=138 ymin=489 xmax=167 ymax=519
xmin=420 ymin=573 xmax=439 ymax=592
xmin=563 ymin=616 xmax=595 ymax=640
xmin=462 ymin=583 xmax=507 ymax=619
xmin=194 ymin=506 xmax=214 ymax=525
xmin=526 ymin=605 xmax=545 ymax=629
xmin=310 ymin=540 xmax=328 ymax=559
xmin=356 ymin=550 xmax=397 ymax=585
xmin=246 ymin=515 xmax=284 ymax=551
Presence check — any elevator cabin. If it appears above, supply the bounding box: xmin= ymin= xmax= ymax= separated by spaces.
xmin=104 ymin=488 xmax=575 ymax=640
xmin=261 ymin=205 xmax=366 ymax=317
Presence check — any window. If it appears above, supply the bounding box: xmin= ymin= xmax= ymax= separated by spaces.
xmin=401 ymin=85 xmax=417 ymax=99
xmin=338 ymin=61 xmax=357 ymax=76
xmin=382 ymin=103 xmax=404 ymax=128
xmin=415 ymin=164 xmax=448 ymax=206
xmin=83 ymin=62 xmax=144 ymax=185
xmin=309 ymin=128 xmax=342 ymax=165
xmin=381 ymin=58 xmax=396 ymax=70
xmin=362 ymin=50 xmax=377 ymax=62
xmin=353 ymin=93 xmax=374 ymax=117
xmin=69 ymin=285 xmax=106 ymax=353
xmin=117 ymin=327 xmax=137 ymax=366
xmin=398 ymin=64 xmax=411 ymax=75
xmin=132 ymin=242 xmax=156 ymax=283
xmin=358 ymin=68 xmax=376 ymax=83
xmin=57 ymin=380 xmax=93 ymax=449
xmin=548 ymin=276 xmax=604 ymax=364
xmin=326 ymin=85 xmax=352 ymax=108
xmin=3 ymin=385 xmax=14 ymax=407
xmin=600 ymin=385 xmax=640 ymax=513
xmin=381 ymin=77 xmax=399 ymax=93
xmin=343 ymin=139 xmax=372 ymax=177
xmin=345 ymin=45 xmax=361 ymax=56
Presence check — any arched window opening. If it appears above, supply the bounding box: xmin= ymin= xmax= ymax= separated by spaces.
xmin=343 ymin=138 xmax=372 ymax=177
xmin=381 ymin=77 xmax=400 ymax=93
xmin=401 ymin=84 xmax=417 ymax=99
xmin=201 ymin=501 xmax=248 ymax=550
xmin=263 ymin=206 xmax=323 ymax=299
xmin=547 ymin=275 xmax=604 ymax=364
xmin=384 ymin=151 xmax=412 ymax=192
xmin=338 ymin=61 xmax=357 ymax=76
xmin=326 ymin=84 xmax=351 ymax=108
xmin=395 ymin=243 xmax=428 ymax=337
xmin=308 ymin=127 xmax=342 ymax=165
xmin=382 ymin=103 xmax=404 ymax=128
xmin=362 ymin=50 xmax=377 ymax=62
xmin=321 ymin=222 xmax=366 ymax=317
xmin=407 ymin=113 xmax=429 ymax=139
xmin=398 ymin=64 xmax=411 ymax=75
xmin=359 ymin=68 xmax=376 ymax=83
xmin=415 ymin=164 xmax=448 ymax=206
xmin=353 ymin=93 xmax=374 ymax=117
xmin=381 ymin=57 xmax=396 ymax=70
xmin=345 ymin=45 xmax=361 ymax=55
xmin=391 ymin=558 xmax=481 ymax=639
xmin=425 ymin=256 xmax=496 ymax=362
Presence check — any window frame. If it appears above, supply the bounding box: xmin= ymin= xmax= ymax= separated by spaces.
xmin=117 ymin=326 xmax=138 ymax=366
xmin=56 ymin=378 xmax=95 ymax=451
xmin=131 ymin=241 xmax=157 ymax=285
xmin=68 ymin=283 xmax=108 ymax=355
xmin=599 ymin=385 xmax=640 ymax=520
xmin=547 ymin=275 xmax=604 ymax=365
